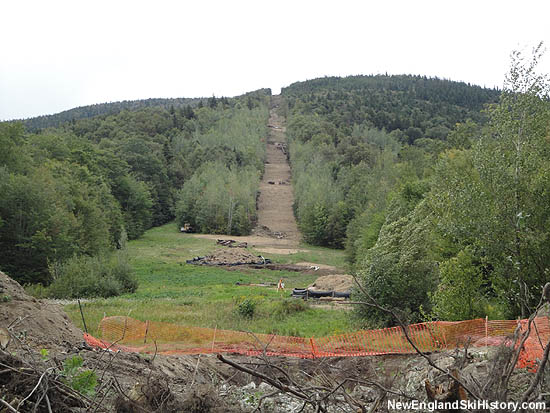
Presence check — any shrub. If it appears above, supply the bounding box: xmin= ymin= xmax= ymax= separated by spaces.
xmin=236 ymin=299 xmax=256 ymax=319
xmin=272 ymin=299 xmax=307 ymax=320
xmin=48 ymin=250 xmax=137 ymax=299
xmin=62 ymin=355 xmax=97 ymax=396
xmin=24 ymin=283 xmax=50 ymax=299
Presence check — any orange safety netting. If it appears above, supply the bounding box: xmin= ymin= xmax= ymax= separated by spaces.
xmin=84 ymin=316 xmax=550 ymax=370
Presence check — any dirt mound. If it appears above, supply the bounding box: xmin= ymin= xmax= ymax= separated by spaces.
xmin=308 ymin=274 xmax=355 ymax=292
xmin=0 ymin=270 xmax=83 ymax=350
xmin=188 ymin=248 xmax=270 ymax=265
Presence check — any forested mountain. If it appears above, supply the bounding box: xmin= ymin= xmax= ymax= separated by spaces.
xmin=2 ymin=56 xmax=549 ymax=329
xmin=0 ymin=90 xmax=270 ymax=294
xmin=283 ymin=62 xmax=550 ymax=326
xmin=283 ymin=74 xmax=499 ymax=142
xmin=281 ymin=74 xmax=499 ymax=251
xmin=20 ymin=97 xmax=204 ymax=132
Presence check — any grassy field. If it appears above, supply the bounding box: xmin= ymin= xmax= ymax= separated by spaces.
xmin=260 ymin=243 xmax=349 ymax=269
xmin=66 ymin=223 xmax=354 ymax=339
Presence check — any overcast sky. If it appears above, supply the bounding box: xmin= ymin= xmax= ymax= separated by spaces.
xmin=1 ymin=0 xmax=549 ymax=121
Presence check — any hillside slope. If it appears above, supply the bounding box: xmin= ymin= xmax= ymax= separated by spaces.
xmin=20 ymin=96 xmax=204 ymax=131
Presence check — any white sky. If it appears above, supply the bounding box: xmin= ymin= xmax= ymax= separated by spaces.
xmin=1 ymin=0 xmax=549 ymax=120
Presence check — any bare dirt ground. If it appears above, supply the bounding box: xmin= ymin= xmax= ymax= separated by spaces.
xmin=253 ymin=95 xmax=300 ymax=245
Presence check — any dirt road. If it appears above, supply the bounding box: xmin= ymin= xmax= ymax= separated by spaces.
xmin=253 ymin=95 xmax=300 ymax=244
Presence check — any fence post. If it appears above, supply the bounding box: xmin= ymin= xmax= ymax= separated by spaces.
xmin=309 ymin=338 xmax=317 ymax=359
xmin=144 ymin=320 xmax=149 ymax=344
xmin=485 ymin=315 xmax=489 ymax=351
xmin=211 ymin=325 xmax=217 ymax=353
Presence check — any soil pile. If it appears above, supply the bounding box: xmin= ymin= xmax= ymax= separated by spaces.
xmin=0 ymin=270 xmax=83 ymax=349
xmin=308 ymin=274 xmax=355 ymax=292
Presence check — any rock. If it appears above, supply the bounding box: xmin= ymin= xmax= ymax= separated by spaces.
xmin=351 ymin=385 xmax=377 ymax=402
xmin=0 ymin=327 xmax=10 ymax=349
xmin=243 ymin=381 xmax=256 ymax=391
xmin=258 ymin=381 xmax=274 ymax=392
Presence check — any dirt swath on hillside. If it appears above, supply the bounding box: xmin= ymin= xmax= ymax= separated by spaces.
xmin=253 ymin=95 xmax=300 ymax=246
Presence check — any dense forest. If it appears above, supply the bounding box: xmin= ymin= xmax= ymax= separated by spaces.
xmin=282 ymin=74 xmax=500 ymax=250
xmin=0 ymin=90 xmax=270 ymax=296
xmin=283 ymin=51 xmax=550 ymax=325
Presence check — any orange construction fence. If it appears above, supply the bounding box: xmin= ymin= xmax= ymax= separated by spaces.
xmin=84 ymin=316 xmax=550 ymax=370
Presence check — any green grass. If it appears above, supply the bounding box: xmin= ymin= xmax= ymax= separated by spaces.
xmin=66 ymin=223 xmax=354 ymax=339
xmin=260 ymin=243 xmax=349 ymax=270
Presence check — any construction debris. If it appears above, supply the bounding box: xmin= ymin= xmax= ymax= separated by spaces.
xmin=180 ymin=223 xmax=193 ymax=233
xmin=187 ymin=249 xmax=271 ymax=266
xmin=216 ymin=239 xmax=248 ymax=248
xmin=235 ymin=282 xmax=277 ymax=287
xmin=274 ymin=142 xmax=288 ymax=155
xmin=252 ymin=225 xmax=286 ymax=239
xmin=291 ymin=288 xmax=351 ymax=300
xmin=217 ymin=239 xmax=236 ymax=246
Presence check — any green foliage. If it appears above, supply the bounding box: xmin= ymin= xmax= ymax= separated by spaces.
xmin=290 ymin=141 xmax=351 ymax=248
xmin=62 ymin=355 xmax=97 ymax=396
xmin=237 ymin=299 xmax=256 ymax=319
xmin=354 ymin=201 xmax=438 ymax=327
xmin=0 ymin=123 xmax=28 ymax=172
xmin=112 ymin=175 xmax=153 ymax=239
xmin=430 ymin=248 xmax=486 ymax=321
xmin=272 ymin=299 xmax=307 ymax=320
xmin=176 ymin=162 xmax=260 ymax=235
xmin=22 ymin=97 xmax=204 ymax=132
xmin=429 ymin=45 xmax=550 ymax=317
xmin=283 ymin=75 xmax=496 ymax=251
xmin=0 ymin=164 xmax=114 ymax=284
xmin=24 ymin=283 xmax=50 ymax=299
xmin=40 ymin=348 xmax=50 ymax=361
xmin=284 ymin=54 xmax=549 ymax=327
xmin=47 ymin=248 xmax=137 ymax=299
xmin=283 ymin=74 xmax=498 ymax=138
xmin=174 ymin=102 xmax=268 ymax=235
